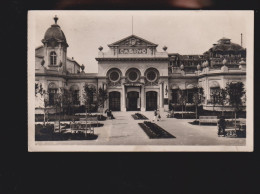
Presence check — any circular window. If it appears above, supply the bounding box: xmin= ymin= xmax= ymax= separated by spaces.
xmin=128 ymin=71 xmax=139 ymax=82
xmin=146 ymin=70 xmax=157 ymax=82
xmin=109 ymin=71 xmax=120 ymax=82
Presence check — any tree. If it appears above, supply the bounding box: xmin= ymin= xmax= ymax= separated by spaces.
xmin=53 ymin=88 xmax=64 ymax=133
xmin=177 ymin=89 xmax=187 ymax=119
xmin=83 ymin=84 xmax=97 ymax=113
xmin=218 ymin=88 xmax=227 ymax=116
xmin=225 ymin=82 xmax=245 ymax=130
xmin=192 ymin=87 xmax=204 ymax=121
xmin=35 ymin=83 xmax=49 ymax=126
xmin=96 ymin=87 xmax=108 ymax=118
xmin=62 ymin=89 xmax=74 ymax=118
xmin=35 ymin=83 xmax=44 ymax=97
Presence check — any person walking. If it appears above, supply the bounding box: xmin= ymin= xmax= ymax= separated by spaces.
xmin=157 ymin=109 xmax=161 ymax=121
xmin=218 ymin=116 xmax=226 ymax=137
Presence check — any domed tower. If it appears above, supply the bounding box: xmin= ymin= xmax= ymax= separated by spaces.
xmin=41 ymin=15 xmax=69 ymax=72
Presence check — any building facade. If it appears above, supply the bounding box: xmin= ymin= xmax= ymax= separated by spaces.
xmin=35 ymin=17 xmax=246 ymax=113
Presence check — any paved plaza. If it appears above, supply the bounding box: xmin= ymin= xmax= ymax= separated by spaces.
xmin=36 ymin=111 xmax=246 ymax=146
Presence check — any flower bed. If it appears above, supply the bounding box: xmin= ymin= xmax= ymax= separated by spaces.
xmin=35 ymin=114 xmax=107 ymax=122
xmin=138 ymin=121 xmax=175 ymax=139
xmin=225 ymin=129 xmax=246 ymax=138
xmin=132 ymin=113 xmax=148 ymax=120
xmin=35 ymin=124 xmax=98 ymax=141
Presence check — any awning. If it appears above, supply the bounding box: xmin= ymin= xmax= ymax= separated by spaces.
xmin=186 ymin=84 xmax=195 ymax=89
xmin=209 ymin=81 xmax=220 ymax=88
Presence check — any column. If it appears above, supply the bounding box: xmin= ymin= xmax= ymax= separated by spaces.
xmin=159 ymin=82 xmax=164 ymax=113
xmin=141 ymin=85 xmax=145 ymax=111
xmin=159 ymin=82 xmax=164 ymax=108
xmin=121 ymin=81 xmax=126 ymax=112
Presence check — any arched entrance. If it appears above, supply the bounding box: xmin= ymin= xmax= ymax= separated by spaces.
xmin=109 ymin=91 xmax=121 ymax=111
xmin=127 ymin=91 xmax=139 ymax=111
xmin=146 ymin=91 xmax=157 ymax=111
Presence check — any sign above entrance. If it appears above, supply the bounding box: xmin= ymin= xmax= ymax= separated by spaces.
xmin=119 ymin=48 xmax=147 ymax=54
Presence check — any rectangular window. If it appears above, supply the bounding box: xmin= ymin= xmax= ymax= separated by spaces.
xmin=48 ymin=89 xmax=57 ymax=105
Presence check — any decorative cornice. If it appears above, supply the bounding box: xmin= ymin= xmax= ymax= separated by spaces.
xmin=36 ymin=71 xmax=246 ymax=80
xmin=124 ymin=83 xmax=144 ymax=86
xmin=95 ymin=57 xmax=169 ymax=62
xmin=198 ymin=71 xmax=246 ymax=78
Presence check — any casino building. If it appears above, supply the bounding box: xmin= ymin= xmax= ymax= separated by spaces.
xmin=35 ymin=16 xmax=246 ymax=113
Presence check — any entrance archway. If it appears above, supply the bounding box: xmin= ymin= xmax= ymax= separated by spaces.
xmin=127 ymin=91 xmax=139 ymax=111
xmin=146 ymin=91 xmax=157 ymax=111
xmin=109 ymin=91 xmax=121 ymax=111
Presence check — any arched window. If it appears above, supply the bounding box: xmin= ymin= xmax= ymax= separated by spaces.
xmin=50 ymin=51 xmax=57 ymax=65
xmin=145 ymin=68 xmax=159 ymax=83
xmin=70 ymin=85 xmax=80 ymax=105
xmin=209 ymin=81 xmax=220 ymax=103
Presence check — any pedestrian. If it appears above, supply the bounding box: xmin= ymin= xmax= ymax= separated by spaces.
xmin=110 ymin=110 xmax=115 ymax=119
xmin=217 ymin=116 xmax=226 ymax=137
xmin=152 ymin=109 xmax=157 ymax=122
xmin=105 ymin=109 xmax=111 ymax=119
xmin=157 ymin=109 xmax=161 ymax=121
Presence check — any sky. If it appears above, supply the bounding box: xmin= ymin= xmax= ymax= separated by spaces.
xmin=30 ymin=11 xmax=253 ymax=73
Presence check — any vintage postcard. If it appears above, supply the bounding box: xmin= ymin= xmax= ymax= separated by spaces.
xmin=28 ymin=11 xmax=254 ymax=151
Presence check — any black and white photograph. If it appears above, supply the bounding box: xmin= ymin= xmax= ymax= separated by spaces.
xmin=28 ymin=11 xmax=254 ymax=151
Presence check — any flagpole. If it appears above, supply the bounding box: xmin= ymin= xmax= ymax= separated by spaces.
xmin=132 ymin=16 xmax=133 ymax=35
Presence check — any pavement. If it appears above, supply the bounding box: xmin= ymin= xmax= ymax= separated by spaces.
xmin=36 ymin=111 xmax=246 ymax=146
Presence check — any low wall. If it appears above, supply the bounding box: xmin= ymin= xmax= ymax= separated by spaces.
xmin=35 ymin=107 xmax=63 ymax=114
xmin=202 ymin=105 xmax=246 ymax=112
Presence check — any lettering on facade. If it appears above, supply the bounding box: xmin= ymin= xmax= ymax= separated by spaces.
xmin=119 ymin=48 xmax=147 ymax=54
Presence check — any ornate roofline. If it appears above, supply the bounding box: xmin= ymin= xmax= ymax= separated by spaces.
xmin=108 ymin=34 xmax=158 ymax=47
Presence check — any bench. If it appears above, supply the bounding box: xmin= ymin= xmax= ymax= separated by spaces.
xmin=70 ymin=122 xmax=94 ymax=135
xmin=199 ymin=116 xmax=218 ymax=125
xmin=79 ymin=117 xmax=98 ymax=125
xmin=70 ymin=117 xmax=97 ymax=134
xmin=86 ymin=117 xmax=99 ymax=126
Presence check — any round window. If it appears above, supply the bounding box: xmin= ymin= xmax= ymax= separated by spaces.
xmin=146 ymin=70 xmax=157 ymax=82
xmin=128 ymin=71 xmax=138 ymax=82
xmin=109 ymin=71 xmax=120 ymax=82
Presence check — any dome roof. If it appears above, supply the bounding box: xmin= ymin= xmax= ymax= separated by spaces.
xmin=43 ymin=24 xmax=67 ymax=42
xmin=42 ymin=16 xmax=68 ymax=45
xmin=210 ymin=38 xmax=244 ymax=52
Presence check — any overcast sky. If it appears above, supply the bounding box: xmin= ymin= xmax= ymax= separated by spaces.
xmin=31 ymin=11 xmax=252 ymax=73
